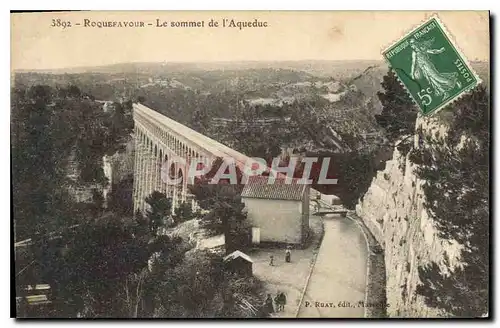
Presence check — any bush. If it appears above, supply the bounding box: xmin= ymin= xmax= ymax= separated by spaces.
xmin=173 ymin=201 xmax=194 ymax=224
xmin=150 ymin=250 xmax=265 ymax=318
xmin=333 ymin=148 xmax=386 ymax=209
xmin=396 ymin=137 xmax=413 ymax=156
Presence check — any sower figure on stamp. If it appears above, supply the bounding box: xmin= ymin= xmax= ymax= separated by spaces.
xmin=409 ymin=38 xmax=461 ymax=100
xmin=384 ymin=17 xmax=481 ymax=117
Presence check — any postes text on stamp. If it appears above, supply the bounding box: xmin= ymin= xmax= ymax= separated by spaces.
xmin=383 ymin=16 xmax=481 ymax=116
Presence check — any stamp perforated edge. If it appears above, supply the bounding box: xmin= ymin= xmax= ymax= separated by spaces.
xmin=381 ymin=13 xmax=483 ymax=117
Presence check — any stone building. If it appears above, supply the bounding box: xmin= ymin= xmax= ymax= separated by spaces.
xmin=241 ymin=176 xmax=310 ymax=247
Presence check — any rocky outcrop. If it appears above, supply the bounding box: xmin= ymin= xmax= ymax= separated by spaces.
xmin=105 ymin=137 xmax=135 ymax=187
xmin=355 ymin=116 xmax=462 ymax=317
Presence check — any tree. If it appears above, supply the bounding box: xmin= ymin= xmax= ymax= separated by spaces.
xmin=107 ymin=174 xmax=134 ymax=216
xmin=12 ymin=83 xmax=133 ymax=241
xmin=173 ymin=202 xmax=194 ymax=224
xmin=67 ymin=85 xmax=82 ymax=98
xmin=375 ymin=69 xmax=418 ymax=144
xmin=190 ymin=182 xmax=250 ymax=254
xmin=188 ymin=159 xmax=250 ymax=254
xmin=334 ymin=151 xmax=381 ymax=209
xmin=104 ymin=101 xmax=134 ymax=154
xmin=144 ymin=191 xmax=172 ymax=236
xmin=35 ymin=217 xmax=151 ymax=318
xmin=191 ymin=106 xmax=211 ymax=134
xmin=20 ymin=213 xmax=193 ymax=318
xmin=90 ymin=188 xmax=105 ymax=217
xmin=154 ymin=250 xmax=224 ymax=317
xmin=121 ymin=267 xmax=149 ymax=318
xmin=140 ymin=234 xmax=187 ymax=317
xmin=150 ymin=249 xmax=265 ymax=318
xmin=12 ymin=84 xmax=75 ymax=239
xmin=133 ymin=210 xmax=150 ymax=240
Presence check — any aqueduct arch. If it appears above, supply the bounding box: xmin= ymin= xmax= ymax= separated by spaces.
xmin=132 ymin=103 xmax=264 ymax=213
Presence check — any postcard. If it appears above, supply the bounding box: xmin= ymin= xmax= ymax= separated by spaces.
xmin=11 ymin=10 xmax=490 ymax=319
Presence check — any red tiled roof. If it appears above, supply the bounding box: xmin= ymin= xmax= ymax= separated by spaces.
xmin=241 ymin=175 xmax=307 ymax=201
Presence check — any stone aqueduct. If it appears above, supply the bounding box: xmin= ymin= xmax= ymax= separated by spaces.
xmin=132 ymin=103 xmax=257 ymax=213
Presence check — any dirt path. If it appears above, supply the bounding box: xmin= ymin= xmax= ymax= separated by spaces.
xmin=297 ymin=215 xmax=368 ymax=318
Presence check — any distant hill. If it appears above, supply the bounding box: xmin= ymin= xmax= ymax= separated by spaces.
xmin=334 ymin=61 xmax=489 ymax=114
xmin=13 ymin=59 xmax=489 ymax=116
xmin=14 ymin=60 xmax=384 ymax=76
xmin=14 ymin=59 xmax=488 ymax=86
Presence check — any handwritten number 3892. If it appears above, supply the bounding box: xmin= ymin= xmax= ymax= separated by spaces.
xmin=51 ymin=19 xmax=72 ymax=29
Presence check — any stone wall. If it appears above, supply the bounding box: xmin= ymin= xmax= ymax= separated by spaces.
xmin=355 ymin=116 xmax=463 ymax=317
xmin=243 ymin=197 xmax=305 ymax=245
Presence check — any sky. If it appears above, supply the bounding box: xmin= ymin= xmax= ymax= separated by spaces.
xmin=11 ymin=11 xmax=489 ymax=70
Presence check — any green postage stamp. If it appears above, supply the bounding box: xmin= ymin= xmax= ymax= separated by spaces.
xmin=383 ymin=15 xmax=481 ymax=116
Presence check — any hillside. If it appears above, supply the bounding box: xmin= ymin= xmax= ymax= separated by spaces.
xmin=14 ymin=60 xmax=383 ymax=75
xmin=12 ymin=60 xmax=488 ymax=152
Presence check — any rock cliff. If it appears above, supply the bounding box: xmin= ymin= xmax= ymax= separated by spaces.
xmin=355 ymin=115 xmax=462 ymax=317
xmin=105 ymin=137 xmax=135 ymax=186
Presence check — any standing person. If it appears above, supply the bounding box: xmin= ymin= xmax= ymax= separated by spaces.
xmin=274 ymin=293 xmax=281 ymax=312
xmin=280 ymin=292 xmax=287 ymax=311
xmin=264 ymin=294 xmax=275 ymax=315
xmin=285 ymin=246 xmax=291 ymax=263
xmin=269 ymin=255 xmax=274 ymax=266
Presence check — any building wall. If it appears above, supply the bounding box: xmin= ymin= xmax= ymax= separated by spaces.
xmin=319 ymin=193 xmax=342 ymax=206
xmin=242 ymin=198 xmax=304 ymax=244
